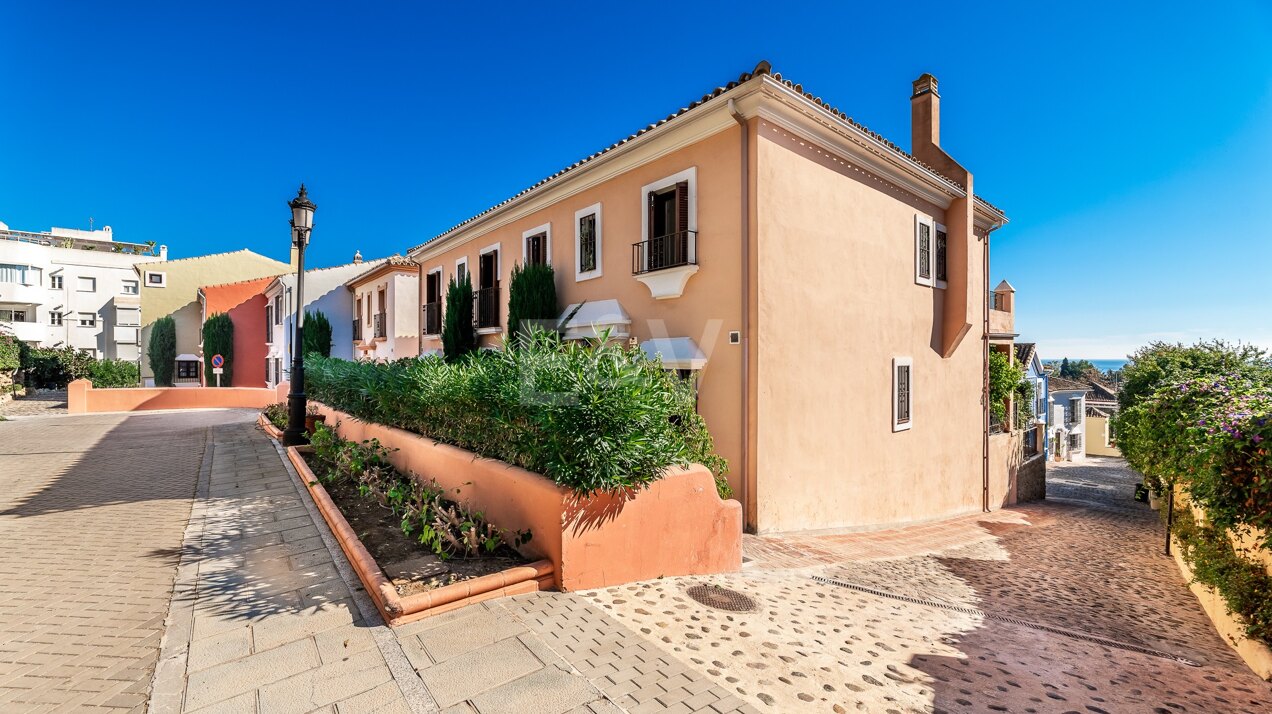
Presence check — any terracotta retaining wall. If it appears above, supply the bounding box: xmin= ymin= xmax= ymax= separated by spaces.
xmin=275 ymin=384 xmax=742 ymax=591
xmin=68 ymin=379 xmax=276 ymax=414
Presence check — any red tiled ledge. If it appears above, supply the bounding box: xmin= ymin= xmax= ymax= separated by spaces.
xmin=286 ymin=445 xmax=554 ymax=627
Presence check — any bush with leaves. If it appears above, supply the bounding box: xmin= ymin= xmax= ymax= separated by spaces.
xmin=988 ymin=350 xmax=1026 ymax=425
xmin=0 ymin=332 xmax=19 ymax=376
xmin=22 ymin=346 xmax=94 ymax=388
xmin=1172 ymin=505 xmax=1272 ymax=644
xmin=303 ymin=310 xmax=333 ymax=358
xmin=262 ymin=402 xmax=288 ymax=429
xmin=305 ymin=329 xmax=729 ymax=495
xmin=308 ymin=423 xmax=530 ymax=559
xmin=202 ymin=313 xmax=234 ymax=386
xmin=87 ymin=359 xmax=139 ymax=388
xmin=441 ymin=273 xmax=476 ymax=362
xmin=148 ymin=316 xmax=177 ymax=386
xmin=506 ymin=262 xmax=557 ymax=338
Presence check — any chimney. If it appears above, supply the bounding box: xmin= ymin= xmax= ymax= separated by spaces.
xmin=353 ymin=250 xmax=363 ymax=265
xmin=910 ymin=73 xmax=940 ymax=157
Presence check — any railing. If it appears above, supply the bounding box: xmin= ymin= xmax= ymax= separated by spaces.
xmin=373 ymin=313 xmax=387 ymax=339
xmin=1023 ymin=423 xmax=1041 ymax=458
xmin=989 ymin=290 xmax=1008 ymax=311
xmin=474 ymin=286 xmax=500 ymax=329
xmin=352 ymin=319 xmax=362 ymax=342
xmin=632 ymin=230 xmax=697 ymax=275
xmin=422 ymin=302 xmax=441 ymax=335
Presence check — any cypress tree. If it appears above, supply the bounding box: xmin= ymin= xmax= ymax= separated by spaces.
xmin=303 ymin=310 xmax=333 ymax=358
xmin=442 ymin=273 xmax=476 ymax=362
xmin=148 ymin=316 xmax=177 ymax=386
xmin=202 ymin=313 xmax=235 ymax=386
xmin=506 ymin=262 xmax=558 ymax=340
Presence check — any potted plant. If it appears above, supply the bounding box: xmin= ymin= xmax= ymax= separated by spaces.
xmin=304 ymin=404 xmax=326 ymax=435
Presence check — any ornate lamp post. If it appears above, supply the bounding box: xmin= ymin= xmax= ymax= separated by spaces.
xmin=283 ymin=184 xmax=316 ymax=446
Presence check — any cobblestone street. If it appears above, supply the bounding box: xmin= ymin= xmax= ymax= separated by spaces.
xmin=0 ymin=391 xmax=69 ymax=418
xmin=587 ymin=457 xmax=1272 ymax=713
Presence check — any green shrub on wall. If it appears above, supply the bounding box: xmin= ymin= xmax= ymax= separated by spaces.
xmin=441 ymin=273 xmax=476 ymax=363
xmin=149 ymin=316 xmax=177 ymax=387
xmin=88 ymin=359 xmax=139 ymax=388
xmin=304 ymin=329 xmax=728 ymax=495
xmin=23 ymin=347 xmax=94 ymax=389
xmin=202 ymin=313 xmax=234 ymax=386
xmin=303 ymin=310 xmax=333 ymax=358
xmin=507 ymin=262 xmax=557 ymax=339
xmin=988 ymin=350 xmax=1026 ymax=425
xmin=0 ymin=332 xmax=19 ymax=376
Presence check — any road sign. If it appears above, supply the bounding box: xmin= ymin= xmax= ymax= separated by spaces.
xmin=212 ymin=367 xmax=224 ymax=375
xmin=211 ymin=354 xmax=224 ymax=368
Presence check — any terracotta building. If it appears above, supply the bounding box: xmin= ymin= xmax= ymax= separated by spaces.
xmin=197 ymin=276 xmax=278 ymax=387
xmin=408 ymin=63 xmax=1012 ymax=534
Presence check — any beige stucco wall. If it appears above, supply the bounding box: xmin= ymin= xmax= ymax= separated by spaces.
xmin=752 ymin=122 xmax=991 ymax=532
xmin=1086 ymin=415 xmax=1121 ymax=457
xmin=349 ymin=267 xmax=420 ymax=361
xmin=137 ymin=251 xmax=289 ymax=380
xmin=414 ymin=128 xmax=746 ymax=501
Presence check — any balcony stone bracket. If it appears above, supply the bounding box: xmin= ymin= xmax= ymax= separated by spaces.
xmin=635 ymin=264 xmax=699 ymax=300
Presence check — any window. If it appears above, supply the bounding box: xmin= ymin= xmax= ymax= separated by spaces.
xmin=176 ymin=360 xmax=199 ymax=380
xmin=575 ymin=203 xmax=602 ymax=281
xmin=455 ymin=257 xmax=469 ymax=286
xmin=637 ymin=168 xmax=697 ymax=275
xmin=0 ymin=263 xmax=34 ymax=285
xmin=893 ymin=357 xmax=913 ymax=432
xmin=77 ymin=276 xmax=96 ymax=292
xmin=122 ymin=279 xmax=139 ymax=295
xmin=522 ymin=223 xmax=551 ymax=266
xmin=117 ymin=308 xmax=140 ymax=327
xmin=146 ymin=271 xmax=167 ymax=287
xmin=934 ymin=224 xmax=948 ymax=287
xmin=273 ymin=294 xmax=282 ymax=324
xmin=1068 ymin=397 xmax=1082 ymax=425
xmin=265 ymin=305 xmax=274 ymax=342
xmin=49 ymin=311 xmax=63 ymax=326
xmin=914 ymin=214 xmax=934 ymax=286
xmin=374 ymin=288 xmax=387 ymax=338
xmin=476 ymin=244 xmax=501 ymax=330
xmin=78 ymin=312 xmax=97 ymax=328
xmin=50 ymin=274 xmax=64 ymax=290
xmin=0 ymin=309 xmax=27 ymax=322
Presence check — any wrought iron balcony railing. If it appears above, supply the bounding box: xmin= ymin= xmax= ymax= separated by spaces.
xmin=632 ymin=230 xmax=697 ymax=275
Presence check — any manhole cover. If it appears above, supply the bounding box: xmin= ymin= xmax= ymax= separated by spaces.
xmin=685 ymin=584 xmax=758 ymax=612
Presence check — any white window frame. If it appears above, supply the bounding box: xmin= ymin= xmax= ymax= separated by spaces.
xmin=892 ymin=357 xmax=914 ymax=432
xmin=50 ymin=274 xmax=63 ymax=290
xmin=145 ymin=271 xmax=167 ymax=288
xmin=933 ymin=222 xmax=948 ymax=290
xmin=121 ymin=279 xmax=139 ymax=295
xmin=521 ymin=223 xmax=552 ymax=265
xmin=77 ymin=276 xmax=97 ymax=293
xmin=914 ymin=214 xmax=934 ymax=287
xmin=639 ymin=167 xmax=698 ymax=271
xmin=455 ymin=256 xmax=469 ymax=286
xmin=78 ymin=312 xmax=97 ymax=328
xmin=49 ymin=310 xmax=64 ymax=326
xmin=574 ymin=203 xmax=603 ymax=282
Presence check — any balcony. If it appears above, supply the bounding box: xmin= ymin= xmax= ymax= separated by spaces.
xmin=422 ymin=302 xmax=441 ymax=336
xmin=373 ymin=313 xmax=387 ymax=339
xmin=632 ymin=230 xmax=698 ymax=299
xmin=112 ymin=325 xmax=139 ymax=343
xmin=474 ymin=287 xmax=500 ymax=330
xmin=352 ymin=318 xmax=362 ymax=342
xmin=0 ymin=282 xmax=44 ymax=306
xmin=3 ymin=320 xmax=44 ymax=342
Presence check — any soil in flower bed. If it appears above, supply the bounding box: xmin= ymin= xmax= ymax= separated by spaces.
xmin=303 ymin=454 xmax=530 ymax=597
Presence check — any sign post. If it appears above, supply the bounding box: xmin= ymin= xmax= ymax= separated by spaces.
xmin=211 ymin=354 xmax=225 ymax=388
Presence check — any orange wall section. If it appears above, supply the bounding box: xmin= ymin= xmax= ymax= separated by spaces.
xmin=201 ymin=276 xmax=276 ymax=388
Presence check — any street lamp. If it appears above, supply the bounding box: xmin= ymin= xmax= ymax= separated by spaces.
xmin=283 ymin=183 xmax=316 ymax=446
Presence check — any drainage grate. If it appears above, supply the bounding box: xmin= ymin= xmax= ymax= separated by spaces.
xmin=686 ymin=584 xmax=759 ymax=612
xmin=811 ymin=575 xmax=1202 ymax=667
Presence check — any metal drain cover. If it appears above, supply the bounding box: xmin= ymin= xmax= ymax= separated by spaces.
xmin=685 ymin=584 xmax=757 ymax=612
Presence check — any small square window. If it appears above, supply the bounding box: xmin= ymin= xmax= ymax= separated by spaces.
xmin=78 ymin=276 xmax=96 ymax=292
xmin=78 ymin=312 xmax=97 ymax=328
xmin=50 ymin=275 xmax=64 ymax=289
xmin=122 ymin=280 xmax=139 ymax=295
xmin=146 ymin=271 xmax=167 ymax=287
xmin=49 ymin=311 xmax=64 ymax=326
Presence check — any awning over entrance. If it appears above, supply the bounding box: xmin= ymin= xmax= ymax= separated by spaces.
xmin=640 ymin=337 xmax=707 ymax=370
xmin=557 ymin=299 xmax=631 ymax=341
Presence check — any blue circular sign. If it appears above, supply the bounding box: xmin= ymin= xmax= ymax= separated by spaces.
xmin=211 ymin=354 xmax=224 ymax=368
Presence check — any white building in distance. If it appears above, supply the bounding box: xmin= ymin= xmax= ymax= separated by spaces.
xmin=0 ymin=220 xmax=166 ymax=360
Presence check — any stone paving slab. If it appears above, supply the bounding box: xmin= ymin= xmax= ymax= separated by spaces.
xmin=0 ymin=390 xmax=68 ymax=418
xmin=0 ymin=410 xmax=230 ymax=711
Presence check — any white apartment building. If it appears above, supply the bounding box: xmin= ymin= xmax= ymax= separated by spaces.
xmin=0 ymin=221 xmax=166 ymax=361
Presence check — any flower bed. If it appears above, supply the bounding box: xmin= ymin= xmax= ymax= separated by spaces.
xmin=285 ymin=425 xmax=552 ymax=626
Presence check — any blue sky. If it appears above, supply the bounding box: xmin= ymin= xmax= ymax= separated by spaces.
xmin=3 ymin=2 xmax=1270 ymax=360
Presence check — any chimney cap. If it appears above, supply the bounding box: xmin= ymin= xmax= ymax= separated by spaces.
xmin=911 ymin=73 xmax=939 ymax=99
xmin=353 ymin=250 xmax=363 ymax=264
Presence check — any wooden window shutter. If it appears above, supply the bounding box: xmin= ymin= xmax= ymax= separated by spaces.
xmin=675 ymin=181 xmax=690 ymax=234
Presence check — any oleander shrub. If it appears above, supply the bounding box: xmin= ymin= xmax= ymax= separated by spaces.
xmin=305 ymin=329 xmax=728 ymax=495
xmin=87 ymin=359 xmax=139 ymax=388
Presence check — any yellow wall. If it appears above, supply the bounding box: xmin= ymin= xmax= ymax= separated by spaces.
xmin=138 ymin=250 xmax=290 ymax=379
xmin=1086 ymin=415 xmax=1122 ymax=457
xmin=752 ymin=122 xmax=991 ymax=532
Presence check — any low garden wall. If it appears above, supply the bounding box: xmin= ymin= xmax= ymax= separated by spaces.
xmin=68 ymin=379 xmax=276 ymax=414
xmin=283 ymin=384 xmax=742 ymax=591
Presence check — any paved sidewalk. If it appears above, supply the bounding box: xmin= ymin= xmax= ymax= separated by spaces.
xmin=0 ymin=410 xmax=224 ymax=711
xmin=0 ymin=390 xmax=69 ymax=418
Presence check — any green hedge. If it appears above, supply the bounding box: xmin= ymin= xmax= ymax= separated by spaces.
xmin=22 ymin=346 xmax=94 ymax=388
xmin=88 ymin=359 xmax=139 ymax=388
xmin=304 ymin=330 xmax=728 ymax=495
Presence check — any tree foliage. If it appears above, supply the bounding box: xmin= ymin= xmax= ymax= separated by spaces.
xmin=202 ymin=313 xmax=234 ymax=387
xmin=988 ymin=350 xmax=1027 ymax=424
xmin=506 ymin=262 xmax=558 ymax=339
xmin=22 ymin=347 xmax=95 ymax=388
xmin=88 ymin=359 xmax=139 ymax=388
xmin=0 ymin=332 xmax=19 ymax=375
xmin=303 ymin=310 xmax=333 ymax=358
xmin=441 ymin=273 xmax=476 ymax=363
xmin=149 ymin=316 xmax=177 ymax=387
